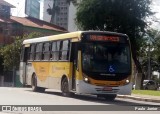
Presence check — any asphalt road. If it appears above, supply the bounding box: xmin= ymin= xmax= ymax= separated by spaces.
xmin=0 ymin=87 xmax=159 ymax=114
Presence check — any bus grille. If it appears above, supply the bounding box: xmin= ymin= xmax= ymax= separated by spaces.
xmin=95 ymin=88 xmax=119 ymax=93
xmin=95 ymin=83 xmax=120 ymax=87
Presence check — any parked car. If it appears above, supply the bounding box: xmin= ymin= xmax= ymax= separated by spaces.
xmin=132 ymin=80 xmax=158 ymax=90
xmin=143 ymin=80 xmax=158 ymax=90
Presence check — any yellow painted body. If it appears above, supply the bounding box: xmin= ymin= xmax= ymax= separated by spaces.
xmin=32 ymin=62 xmax=73 ymax=81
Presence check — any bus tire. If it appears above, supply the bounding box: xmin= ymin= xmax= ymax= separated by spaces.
xmin=61 ymin=77 xmax=71 ymax=97
xmin=31 ymin=74 xmax=38 ymax=92
xmin=31 ymin=74 xmax=45 ymax=92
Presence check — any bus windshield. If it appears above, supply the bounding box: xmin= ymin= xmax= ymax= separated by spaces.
xmin=82 ymin=43 xmax=131 ymax=74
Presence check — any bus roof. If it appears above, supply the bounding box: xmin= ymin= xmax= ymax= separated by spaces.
xmin=23 ymin=31 xmax=127 ymax=45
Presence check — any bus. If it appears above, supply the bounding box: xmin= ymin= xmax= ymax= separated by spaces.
xmin=19 ymin=31 xmax=132 ymax=100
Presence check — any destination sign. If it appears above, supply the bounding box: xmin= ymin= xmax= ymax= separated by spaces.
xmin=83 ymin=34 xmax=127 ymax=43
xmin=89 ymin=35 xmax=120 ymax=42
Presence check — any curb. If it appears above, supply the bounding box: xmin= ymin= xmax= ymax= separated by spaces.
xmin=117 ymin=95 xmax=160 ymax=103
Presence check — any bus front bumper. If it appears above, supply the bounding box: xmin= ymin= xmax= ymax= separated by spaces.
xmin=75 ymin=80 xmax=132 ymax=95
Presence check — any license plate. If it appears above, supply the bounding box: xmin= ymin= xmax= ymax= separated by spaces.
xmin=103 ymin=87 xmax=112 ymax=91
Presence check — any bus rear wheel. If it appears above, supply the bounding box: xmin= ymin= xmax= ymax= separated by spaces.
xmin=31 ymin=74 xmax=45 ymax=92
xmin=61 ymin=77 xmax=71 ymax=97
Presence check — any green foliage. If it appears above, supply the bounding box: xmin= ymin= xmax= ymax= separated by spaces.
xmin=151 ymin=30 xmax=160 ymax=63
xmin=0 ymin=38 xmax=20 ymax=70
xmin=76 ymin=0 xmax=153 ymax=74
xmin=0 ymin=32 xmax=42 ymax=71
xmin=134 ymin=28 xmax=160 ymax=82
xmin=76 ymin=0 xmax=154 ymax=89
xmin=141 ymin=29 xmax=160 ymax=69
xmin=132 ymin=90 xmax=160 ymax=96
xmin=76 ymin=0 xmax=152 ymax=51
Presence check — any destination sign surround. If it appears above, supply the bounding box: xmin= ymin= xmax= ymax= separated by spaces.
xmin=82 ymin=34 xmax=128 ymax=43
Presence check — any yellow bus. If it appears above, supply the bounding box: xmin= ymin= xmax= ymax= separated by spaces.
xmin=19 ymin=31 xmax=132 ymax=100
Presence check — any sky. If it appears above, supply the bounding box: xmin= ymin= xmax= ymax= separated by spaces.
xmin=4 ymin=0 xmax=26 ymax=17
xmin=151 ymin=0 xmax=160 ymax=29
xmin=3 ymin=0 xmax=160 ymax=30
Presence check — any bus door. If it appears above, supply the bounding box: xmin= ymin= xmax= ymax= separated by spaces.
xmin=20 ymin=45 xmax=30 ymax=85
xmin=71 ymin=43 xmax=78 ymax=90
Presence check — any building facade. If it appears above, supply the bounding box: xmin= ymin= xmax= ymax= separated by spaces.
xmin=0 ymin=0 xmax=15 ymax=46
xmin=55 ymin=0 xmax=69 ymax=30
xmin=43 ymin=0 xmax=69 ymax=30
xmin=4 ymin=0 xmax=78 ymax=31
xmin=25 ymin=0 xmax=40 ymax=19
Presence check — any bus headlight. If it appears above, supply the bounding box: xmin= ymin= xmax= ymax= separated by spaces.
xmin=84 ymin=77 xmax=89 ymax=82
xmin=125 ymin=79 xmax=130 ymax=84
xmin=83 ymin=77 xmax=90 ymax=83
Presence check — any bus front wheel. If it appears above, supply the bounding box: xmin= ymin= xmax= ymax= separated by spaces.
xmin=61 ymin=77 xmax=71 ymax=97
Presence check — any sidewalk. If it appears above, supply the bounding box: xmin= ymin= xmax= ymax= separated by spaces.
xmin=117 ymin=94 xmax=160 ymax=103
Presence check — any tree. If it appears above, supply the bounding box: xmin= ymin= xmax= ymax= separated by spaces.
xmin=146 ymin=29 xmax=160 ymax=83
xmin=76 ymin=0 xmax=153 ymax=89
xmin=147 ymin=29 xmax=160 ymax=64
xmin=0 ymin=32 xmax=42 ymax=71
xmin=135 ymin=28 xmax=160 ymax=84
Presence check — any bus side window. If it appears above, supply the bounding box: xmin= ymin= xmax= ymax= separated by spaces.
xmin=43 ymin=42 xmax=50 ymax=60
xmin=61 ymin=40 xmax=70 ymax=60
xmin=35 ymin=43 xmax=43 ymax=60
xmin=29 ymin=44 xmax=35 ymax=61
xmin=51 ymin=41 xmax=59 ymax=61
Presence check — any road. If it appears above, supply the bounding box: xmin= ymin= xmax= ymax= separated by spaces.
xmin=0 ymin=87 xmax=159 ymax=114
